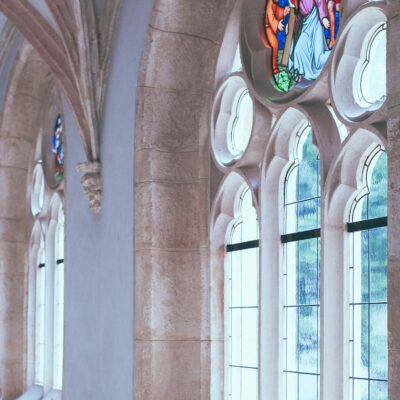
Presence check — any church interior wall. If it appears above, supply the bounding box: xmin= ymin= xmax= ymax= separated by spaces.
xmin=0 ymin=0 xmax=399 ymax=399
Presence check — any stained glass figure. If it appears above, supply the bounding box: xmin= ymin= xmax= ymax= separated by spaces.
xmin=52 ymin=114 xmax=64 ymax=184
xmin=263 ymin=0 xmax=342 ymax=92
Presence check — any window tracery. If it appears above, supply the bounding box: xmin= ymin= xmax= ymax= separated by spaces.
xmin=210 ymin=1 xmax=387 ymax=399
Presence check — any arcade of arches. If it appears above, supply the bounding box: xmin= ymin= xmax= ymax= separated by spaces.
xmin=0 ymin=0 xmax=399 ymax=400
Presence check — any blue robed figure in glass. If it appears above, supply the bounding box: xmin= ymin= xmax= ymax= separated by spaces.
xmin=52 ymin=114 xmax=64 ymax=183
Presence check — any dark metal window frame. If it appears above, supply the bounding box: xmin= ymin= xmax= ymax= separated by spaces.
xmin=226 ymin=239 xmax=259 ymax=252
xmin=281 ymin=228 xmax=320 ymax=244
xmin=347 ymin=217 xmax=387 ymax=233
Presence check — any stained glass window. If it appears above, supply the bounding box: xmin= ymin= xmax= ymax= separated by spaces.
xmin=348 ymin=148 xmax=387 ymax=400
xmin=282 ymin=125 xmax=320 ymax=400
xmin=226 ymin=187 xmax=259 ymax=400
xmin=52 ymin=114 xmax=64 ymax=184
xmin=263 ymin=0 xmax=342 ymax=92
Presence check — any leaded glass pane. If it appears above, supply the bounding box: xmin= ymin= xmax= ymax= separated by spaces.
xmin=349 ymin=149 xmax=388 ymax=400
xmin=227 ymin=187 xmax=259 ymax=400
xmin=228 ymin=90 xmax=253 ymax=157
xmin=283 ymin=126 xmax=320 ymax=400
xmin=35 ymin=238 xmax=46 ymax=386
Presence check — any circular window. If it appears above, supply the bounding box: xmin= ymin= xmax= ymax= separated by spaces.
xmin=240 ymin=0 xmax=344 ymax=101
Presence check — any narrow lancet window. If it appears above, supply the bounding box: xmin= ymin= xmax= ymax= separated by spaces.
xmin=348 ymin=147 xmax=387 ymax=400
xmin=226 ymin=187 xmax=259 ymax=400
xmin=282 ymin=126 xmax=321 ymax=400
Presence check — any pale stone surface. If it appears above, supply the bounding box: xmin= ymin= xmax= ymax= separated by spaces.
xmin=386 ymin=5 xmax=400 ymax=397
xmin=135 ymin=182 xmax=154 ymax=250
xmin=135 ymin=340 xmax=203 ymax=400
xmin=0 ymin=168 xmax=29 ymax=219
xmin=134 ymin=2 xmax=234 ymax=398
xmin=0 ymin=273 xmax=25 ymax=313
xmin=0 ymin=242 xmax=27 ymax=275
xmin=0 ymin=137 xmax=32 ymax=169
xmin=1 ymin=93 xmax=41 ymax=141
xmin=135 ymin=182 xmax=201 ymax=250
xmin=0 ymin=311 xmax=24 ymax=363
xmin=135 ymin=249 xmax=203 ymax=340
xmin=140 ymin=27 xmax=219 ymax=93
xmin=149 ymin=0 xmax=233 ymax=43
xmin=135 ymin=148 xmax=200 ymax=184
xmin=0 ymin=361 xmax=24 ymax=400
xmin=135 ymin=87 xmax=209 ymax=152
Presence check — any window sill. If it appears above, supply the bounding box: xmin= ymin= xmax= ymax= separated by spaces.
xmin=17 ymin=386 xmax=61 ymax=400
xmin=43 ymin=389 xmax=62 ymax=400
xmin=17 ymin=386 xmax=43 ymax=400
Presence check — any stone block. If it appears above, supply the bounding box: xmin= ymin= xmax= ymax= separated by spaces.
xmin=150 ymin=0 xmax=232 ymax=43
xmin=0 ymin=273 xmax=25 ymax=314
xmin=140 ymin=28 xmax=219 ymax=93
xmin=135 ymin=339 xmax=203 ymax=400
xmin=0 ymin=168 xmax=29 ymax=219
xmin=135 ymin=249 xmax=203 ymax=340
xmin=135 ymin=148 xmax=200 ymax=184
xmin=135 ymin=86 xmax=210 ymax=152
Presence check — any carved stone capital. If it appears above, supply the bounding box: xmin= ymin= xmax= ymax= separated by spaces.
xmin=76 ymin=161 xmax=102 ymax=213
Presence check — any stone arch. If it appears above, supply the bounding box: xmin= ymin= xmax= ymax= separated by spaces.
xmin=0 ymin=41 xmax=61 ymax=400
xmin=134 ymin=0 xmax=236 ymax=398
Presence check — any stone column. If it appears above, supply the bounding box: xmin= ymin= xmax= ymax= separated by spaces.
xmin=387 ymin=3 xmax=400 ymax=399
xmin=0 ymin=138 xmax=31 ymax=399
xmin=134 ymin=1 xmax=233 ymax=398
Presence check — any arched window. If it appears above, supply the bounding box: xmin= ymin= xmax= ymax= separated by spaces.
xmin=53 ymin=205 xmax=65 ymax=390
xmin=34 ymin=233 xmax=46 ymax=386
xmin=282 ymin=126 xmax=321 ymax=399
xmin=209 ymin=2 xmax=388 ymax=400
xmin=26 ymin=113 xmax=66 ymax=399
xmin=226 ymin=187 xmax=259 ymax=399
xmin=347 ymin=147 xmax=387 ymax=400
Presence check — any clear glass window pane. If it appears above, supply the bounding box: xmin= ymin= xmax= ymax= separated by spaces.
xmin=283 ymin=126 xmax=320 ymax=400
xmin=349 ymin=148 xmax=387 ymax=399
xmin=53 ymin=208 xmax=65 ymax=389
xmin=35 ymin=240 xmax=46 ymax=386
xmin=226 ymin=187 xmax=259 ymax=400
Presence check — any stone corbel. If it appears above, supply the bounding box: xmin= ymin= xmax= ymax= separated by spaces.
xmin=0 ymin=0 xmax=121 ymax=213
xmin=76 ymin=162 xmax=102 ymax=213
